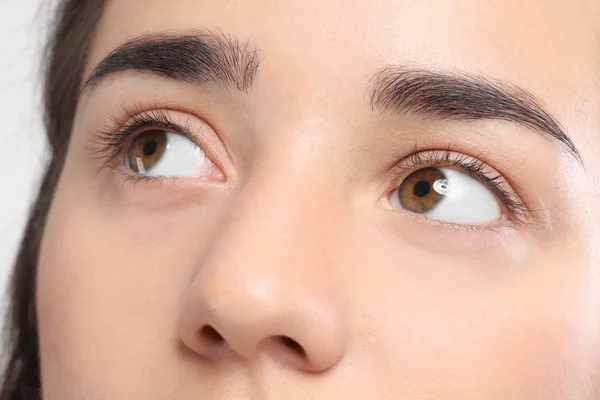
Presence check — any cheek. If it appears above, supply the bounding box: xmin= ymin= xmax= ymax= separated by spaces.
xmin=350 ymin=235 xmax=600 ymax=400
xmin=486 ymin=253 xmax=600 ymax=398
xmin=36 ymin=189 xmax=219 ymax=398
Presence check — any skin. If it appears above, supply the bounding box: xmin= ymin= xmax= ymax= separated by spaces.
xmin=36 ymin=0 xmax=600 ymax=399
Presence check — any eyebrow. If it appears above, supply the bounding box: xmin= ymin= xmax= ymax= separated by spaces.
xmin=369 ymin=66 xmax=581 ymax=162
xmin=82 ymin=29 xmax=262 ymax=93
xmin=83 ymin=31 xmax=581 ymax=163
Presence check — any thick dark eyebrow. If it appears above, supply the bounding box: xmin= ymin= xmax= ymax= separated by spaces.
xmin=369 ymin=66 xmax=582 ymax=163
xmin=82 ymin=29 xmax=261 ymax=93
xmin=83 ymin=33 xmax=581 ymax=164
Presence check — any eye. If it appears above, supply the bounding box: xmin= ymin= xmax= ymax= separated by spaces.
xmin=127 ymin=130 xmax=215 ymax=178
xmin=388 ymin=167 xmax=502 ymax=224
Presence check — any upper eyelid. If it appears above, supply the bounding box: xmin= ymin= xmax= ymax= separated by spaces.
xmin=393 ymin=150 xmax=502 ymax=181
xmin=120 ymin=109 xmax=198 ymax=144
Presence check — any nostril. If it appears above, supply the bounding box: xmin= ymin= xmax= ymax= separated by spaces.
xmin=201 ymin=325 xmax=224 ymax=343
xmin=278 ymin=336 xmax=306 ymax=358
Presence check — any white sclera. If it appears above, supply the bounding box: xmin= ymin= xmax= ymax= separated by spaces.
xmin=423 ymin=168 xmax=501 ymax=224
xmin=135 ymin=132 xmax=212 ymax=177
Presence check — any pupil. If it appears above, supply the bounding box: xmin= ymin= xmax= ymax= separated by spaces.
xmin=413 ymin=180 xmax=431 ymax=197
xmin=143 ymin=140 xmax=157 ymax=156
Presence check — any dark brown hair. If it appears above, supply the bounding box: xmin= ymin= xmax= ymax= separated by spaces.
xmin=1 ymin=1 xmax=106 ymax=398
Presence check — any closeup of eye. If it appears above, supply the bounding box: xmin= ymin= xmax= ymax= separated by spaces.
xmin=388 ymin=166 xmax=503 ymax=225
xmin=93 ymin=108 xmax=226 ymax=182
xmin=127 ymin=129 xmax=214 ymax=178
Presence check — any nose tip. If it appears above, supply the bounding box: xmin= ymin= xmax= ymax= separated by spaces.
xmin=177 ymin=166 xmax=349 ymax=373
xmin=177 ymin=279 xmax=346 ymax=373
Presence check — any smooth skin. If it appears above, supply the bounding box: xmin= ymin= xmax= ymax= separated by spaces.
xmin=37 ymin=0 xmax=600 ymax=399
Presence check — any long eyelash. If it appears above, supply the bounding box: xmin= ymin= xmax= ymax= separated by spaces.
xmin=394 ymin=148 xmax=530 ymax=221
xmin=89 ymin=103 xmax=193 ymax=174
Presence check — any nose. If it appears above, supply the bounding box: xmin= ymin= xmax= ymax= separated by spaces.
xmin=177 ymin=172 xmax=348 ymax=373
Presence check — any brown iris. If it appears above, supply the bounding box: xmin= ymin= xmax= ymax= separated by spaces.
xmin=128 ymin=130 xmax=167 ymax=173
xmin=398 ymin=167 xmax=447 ymax=213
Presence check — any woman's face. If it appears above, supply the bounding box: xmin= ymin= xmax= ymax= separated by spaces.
xmin=36 ymin=0 xmax=600 ymax=398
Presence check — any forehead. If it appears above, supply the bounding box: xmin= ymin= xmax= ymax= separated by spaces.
xmin=87 ymin=0 xmax=599 ymax=153
xmin=92 ymin=0 xmax=599 ymax=79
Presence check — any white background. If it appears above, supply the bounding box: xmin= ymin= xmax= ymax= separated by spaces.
xmin=0 ymin=0 xmax=53 ymax=354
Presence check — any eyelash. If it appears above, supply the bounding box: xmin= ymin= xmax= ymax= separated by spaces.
xmin=92 ymin=108 xmax=529 ymax=223
xmin=391 ymin=149 xmax=529 ymax=222
xmin=92 ymin=106 xmax=200 ymax=180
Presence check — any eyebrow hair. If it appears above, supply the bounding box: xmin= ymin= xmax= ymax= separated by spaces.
xmin=82 ymin=29 xmax=262 ymax=93
xmin=369 ymin=66 xmax=582 ymax=163
xmin=83 ymin=31 xmax=581 ymax=164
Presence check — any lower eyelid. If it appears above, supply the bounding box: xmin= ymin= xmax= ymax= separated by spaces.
xmin=382 ymin=205 xmax=522 ymax=254
xmin=110 ymin=167 xmax=226 ymax=195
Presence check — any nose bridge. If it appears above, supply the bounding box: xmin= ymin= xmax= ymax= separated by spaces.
xmin=178 ymin=161 xmax=348 ymax=371
xmin=235 ymin=159 xmax=341 ymax=256
xmin=208 ymin=159 xmax=345 ymax=305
